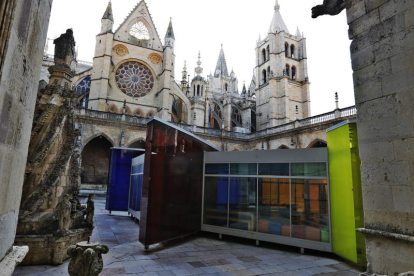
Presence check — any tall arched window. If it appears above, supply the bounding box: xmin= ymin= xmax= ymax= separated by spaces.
xmin=286 ymin=64 xmax=290 ymax=78
xmin=193 ymin=85 xmax=196 ymax=96
xmin=262 ymin=69 xmax=267 ymax=84
xmin=225 ymin=83 xmax=228 ymax=92
xmin=262 ymin=49 xmax=266 ymax=63
xmin=197 ymin=85 xmax=200 ymax=96
xmin=292 ymin=66 xmax=297 ymax=80
xmin=285 ymin=42 xmax=289 ymax=57
xmin=266 ymin=45 xmax=270 ymax=61
xmin=291 ymin=44 xmax=295 ymax=59
xmin=267 ymin=66 xmax=271 ymax=79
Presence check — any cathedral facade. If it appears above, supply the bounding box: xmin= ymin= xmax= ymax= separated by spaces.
xmin=64 ymin=0 xmax=309 ymax=134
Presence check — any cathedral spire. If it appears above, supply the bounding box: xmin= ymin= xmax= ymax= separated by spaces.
xmin=269 ymin=0 xmax=289 ymax=34
xmin=296 ymin=27 xmax=302 ymax=38
xmin=102 ymin=1 xmax=114 ymax=21
xmin=214 ymin=45 xmax=229 ymax=78
xmin=195 ymin=51 xmax=203 ymax=76
xmin=165 ymin=18 xmax=175 ymax=39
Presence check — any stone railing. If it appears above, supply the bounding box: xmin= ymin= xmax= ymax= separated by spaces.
xmin=74 ymin=106 xmax=357 ymax=139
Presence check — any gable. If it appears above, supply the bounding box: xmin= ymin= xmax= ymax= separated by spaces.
xmin=114 ymin=1 xmax=163 ymax=51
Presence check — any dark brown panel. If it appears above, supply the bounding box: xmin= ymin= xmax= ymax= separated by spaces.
xmin=139 ymin=119 xmax=218 ymax=248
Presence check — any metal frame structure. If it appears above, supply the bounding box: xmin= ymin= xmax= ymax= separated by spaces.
xmin=202 ymin=148 xmax=332 ymax=252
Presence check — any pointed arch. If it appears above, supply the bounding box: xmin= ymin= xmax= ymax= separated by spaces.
xmin=285 ymin=42 xmax=289 ymax=57
xmin=125 ymin=106 xmax=133 ymax=115
xmin=291 ymin=44 xmax=295 ymax=58
xmin=262 ymin=48 xmax=266 ymax=63
xmin=82 ymin=133 xmax=115 ymax=152
xmin=307 ymin=139 xmax=327 ymax=148
xmin=127 ymin=138 xmax=146 ymax=149
xmin=266 ymin=45 xmax=270 ymax=61
xmin=262 ymin=69 xmax=267 ymax=84
xmin=278 ymin=145 xmax=290 ymax=149
xmin=106 ymin=104 xmax=119 ymax=114
xmin=292 ymin=66 xmax=297 ymax=80
xmin=132 ymin=108 xmax=144 ymax=117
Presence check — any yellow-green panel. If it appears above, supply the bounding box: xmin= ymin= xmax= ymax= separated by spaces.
xmin=327 ymin=122 xmax=366 ymax=265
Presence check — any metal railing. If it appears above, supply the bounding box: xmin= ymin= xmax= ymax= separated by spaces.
xmin=74 ymin=106 xmax=357 ymax=140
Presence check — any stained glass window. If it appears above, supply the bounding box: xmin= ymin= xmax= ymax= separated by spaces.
xmin=130 ymin=22 xmax=150 ymax=40
xmin=115 ymin=61 xmax=154 ymax=98
xmin=76 ymin=76 xmax=91 ymax=95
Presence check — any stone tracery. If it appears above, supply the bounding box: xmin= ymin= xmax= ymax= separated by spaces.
xmin=115 ymin=61 xmax=154 ymax=98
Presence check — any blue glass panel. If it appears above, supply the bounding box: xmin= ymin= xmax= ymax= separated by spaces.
xmin=106 ymin=149 xmax=144 ymax=212
xmin=129 ymin=175 xmax=143 ymax=212
xmin=291 ymin=163 xmax=327 ymax=177
xmin=229 ymin=177 xmax=257 ymax=231
xmin=230 ymin=163 xmax=257 ymax=175
xmin=205 ymin=164 xmax=229 ymax=175
xmin=259 ymin=163 xmax=289 ymax=176
xmin=203 ymin=177 xmax=228 ymax=227
xmin=75 ymin=76 xmax=91 ymax=96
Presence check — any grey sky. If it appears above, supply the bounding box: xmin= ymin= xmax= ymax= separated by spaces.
xmin=46 ymin=0 xmax=354 ymax=115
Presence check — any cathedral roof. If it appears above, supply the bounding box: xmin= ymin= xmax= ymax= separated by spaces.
xmin=102 ymin=1 xmax=114 ymax=21
xmin=268 ymin=0 xmax=289 ymax=34
xmin=214 ymin=46 xmax=229 ymax=78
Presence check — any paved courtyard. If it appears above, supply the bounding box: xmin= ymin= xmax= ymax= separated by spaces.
xmin=13 ymin=198 xmax=362 ymax=276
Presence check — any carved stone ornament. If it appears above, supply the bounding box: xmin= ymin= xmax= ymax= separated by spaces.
xmin=113 ymin=44 xmax=129 ymax=56
xmin=67 ymin=242 xmax=109 ymax=276
xmin=149 ymin=53 xmax=162 ymax=64
xmin=139 ymin=8 xmax=147 ymax=16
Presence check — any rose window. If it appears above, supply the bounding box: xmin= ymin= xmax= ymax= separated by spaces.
xmin=130 ymin=22 xmax=150 ymax=40
xmin=115 ymin=61 xmax=154 ymax=98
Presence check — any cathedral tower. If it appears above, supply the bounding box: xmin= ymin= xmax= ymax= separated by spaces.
xmin=255 ymin=0 xmax=310 ymax=130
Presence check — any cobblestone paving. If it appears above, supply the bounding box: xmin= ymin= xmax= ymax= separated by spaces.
xmin=13 ymin=198 xmax=362 ymax=276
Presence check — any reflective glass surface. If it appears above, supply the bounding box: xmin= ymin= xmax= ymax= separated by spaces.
xmin=258 ymin=178 xmax=291 ymax=236
xmin=230 ymin=163 xmax=257 ymax=175
xmin=259 ymin=163 xmax=289 ymax=176
xmin=203 ymin=177 xmax=229 ymax=227
xmin=291 ymin=179 xmax=329 ymax=243
xmin=205 ymin=164 xmax=229 ymax=175
xmin=229 ymin=178 xmax=257 ymax=231
xmin=291 ymin=163 xmax=327 ymax=177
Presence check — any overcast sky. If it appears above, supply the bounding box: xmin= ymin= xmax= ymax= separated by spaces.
xmin=46 ymin=0 xmax=354 ymax=116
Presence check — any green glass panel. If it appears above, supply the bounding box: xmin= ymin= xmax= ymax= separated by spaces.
xmin=230 ymin=163 xmax=257 ymax=175
xmin=291 ymin=163 xmax=327 ymax=177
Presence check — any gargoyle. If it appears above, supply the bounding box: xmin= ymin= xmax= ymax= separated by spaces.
xmin=312 ymin=0 xmax=346 ymax=18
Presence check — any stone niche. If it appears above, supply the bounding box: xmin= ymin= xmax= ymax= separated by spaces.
xmin=14 ymin=29 xmax=94 ymax=266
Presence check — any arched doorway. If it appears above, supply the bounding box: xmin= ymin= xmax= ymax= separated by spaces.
xmin=308 ymin=139 xmax=327 ymax=148
xmin=81 ymin=136 xmax=113 ymax=186
xmin=129 ymin=140 xmax=146 ymax=149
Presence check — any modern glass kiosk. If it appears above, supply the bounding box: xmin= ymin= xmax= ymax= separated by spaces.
xmin=202 ymin=149 xmax=332 ymax=252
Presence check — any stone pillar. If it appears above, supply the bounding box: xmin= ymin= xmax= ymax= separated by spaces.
xmin=313 ymin=1 xmax=414 ymax=275
xmin=0 ymin=0 xmax=52 ymax=268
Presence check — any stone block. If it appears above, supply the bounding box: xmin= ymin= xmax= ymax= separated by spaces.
xmin=349 ymin=8 xmax=380 ymax=39
xmin=365 ymin=235 xmax=414 ymax=275
xmin=383 ymin=68 xmax=414 ymax=96
xmin=405 ymin=7 xmax=414 ymax=29
xmin=362 ymin=185 xmax=394 ymax=211
xmin=392 ymin=186 xmax=414 ymax=212
xmin=356 ymin=94 xmax=397 ymax=121
xmin=0 ymin=246 xmax=29 ymax=276
xmin=390 ymin=48 xmax=414 ymax=74
xmin=364 ymin=209 xmax=414 ymax=235
xmin=364 ymin=0 xmax=389 ymax=12
xmin=359 ymin=141 xmax=394 ymax=163
xmin=379 ymin=0 xmax=414 ymax=22
xmin=357 ymin=112 xmax=413 ymax=143
xmin=354 ymin=78 xmax=382 ymax=103
xmin=374 ymin=28 xmax=414 ymax=63
xmin=353 ymin=58 xmax=391 ymax=87
xmin=393 ymin=137 xmax=414 ymax=162
xmin=347 ymin=0 xmax=367 ymax=24
xmin=361 ymin=160 xmax=411 ymax=187
xmin=351 ymin=44 xmax=375 ymax=71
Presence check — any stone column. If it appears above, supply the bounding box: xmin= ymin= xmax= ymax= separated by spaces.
xmin=313 ymin=1 xmax=414 ymax=275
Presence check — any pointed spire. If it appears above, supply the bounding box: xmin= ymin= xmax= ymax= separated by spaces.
xmin=195 ymin=51 xmax=203 ymax=76
xmin=214 ymin=45 xmax=229 ymax=77
xmin=165 ymin=17 xmax=175 ymax=39
xmin=242 ymin=81 xmax=247 ymax=95
xmin=102 ymin=1 xmax=114 ymax=21
xmin=275 ymin=0 xmax=280 ymax=11
xmin=296 ymin=27 xmax=302 ymax=38
xmin=269 ymin=0 xmax=289 ymax=34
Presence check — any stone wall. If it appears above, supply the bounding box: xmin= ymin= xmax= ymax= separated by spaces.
xmin=0 ymin=0 xmax=52 ymax=262
xmin=345 ymin=0 xmax=414 ymax=274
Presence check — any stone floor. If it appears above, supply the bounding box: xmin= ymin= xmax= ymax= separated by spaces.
xmin=13 ymin=198 xmax=362 ymax=276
